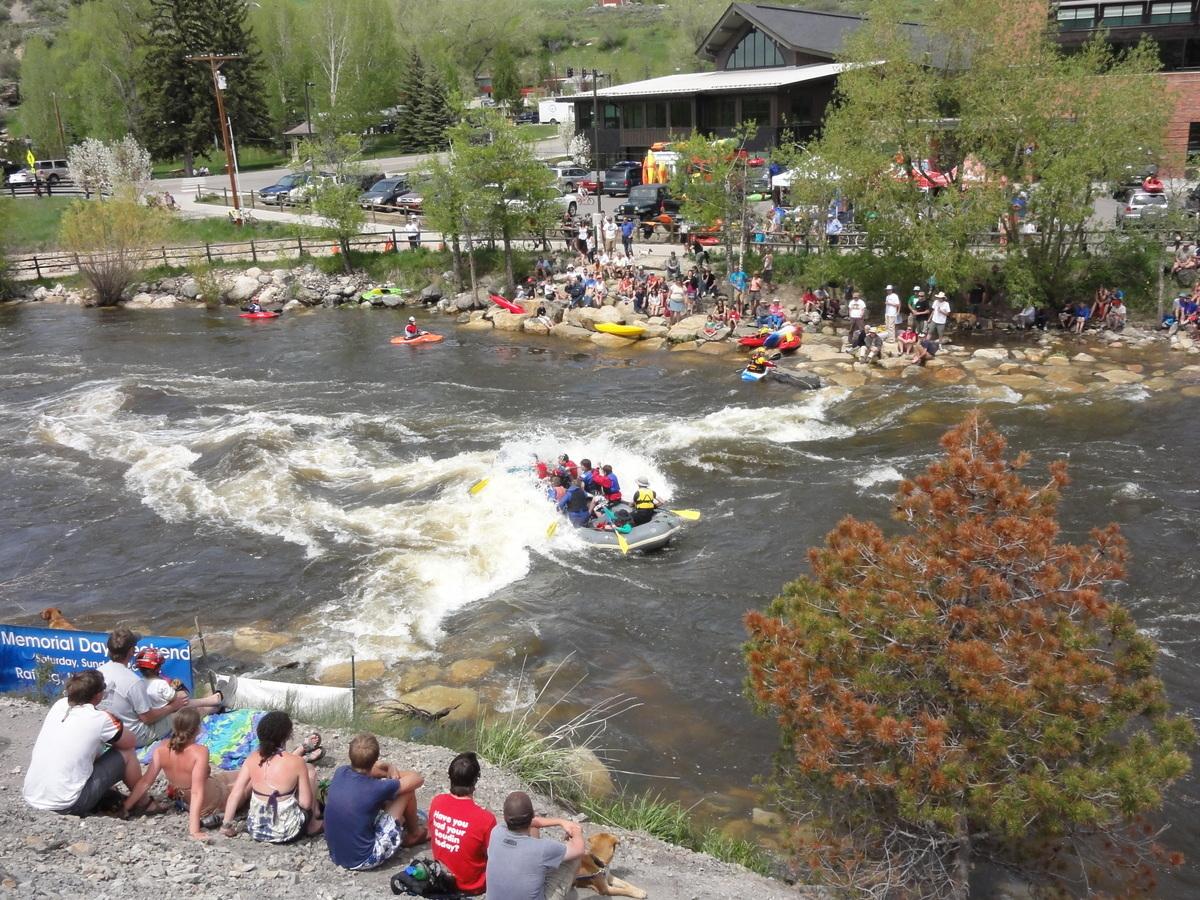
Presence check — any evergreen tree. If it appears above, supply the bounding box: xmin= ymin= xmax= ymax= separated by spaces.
xmin=138 ymin=0 xmax=271 ymax=174
xmin=416 ymin=62 xmax=456 ymax=151
xmin=394 ymin=48 xmax=426 ymax=154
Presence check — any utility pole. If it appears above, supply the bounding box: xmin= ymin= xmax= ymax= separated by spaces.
xmin=303 ymin=81 xmax=316 ymax=173
xmin=591 ymin=67 xmax=602 ymax=215
xmin=51 ymin=92 xmax=67 ymax=158
xmin=187 ymin=54 xmax=243 ymax=214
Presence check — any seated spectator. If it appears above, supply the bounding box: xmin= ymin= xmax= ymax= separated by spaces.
xmin=1172 ymin=243 xmax=1197 ymax=274
xmin=910 ymin=336 xmax=941 ymax=366
xmin=1013 ymin=304 xmax=1037 ymax=329
xmin=1106 ymin=296 xmax=1127 ymax=331
xmin=430 ymin=752 xmax=496 ymax=895
xmin=1058 ymin=303 xmax=1076 ymax=330
xmin=23 ymin=669 xmax=148 ymax=816
xmin=222 ymin=711 xmax=323 ymax=843
xmin=485 ymin=791 xmax=584 ymax=900
xmin=123 ymin=707 xmax=244 ymax=839
xmin=133 ymin=647 xmax=223 ymax=718
xmin=325 ymin=733 xmax=427 ymax=871
xmin=99 ymin=627 xmax=188 ymax=748
xmin=1072 ymin=301 xmax=1090 ymax=334
xmin=898 ymin=327 xmax=918 ymax=356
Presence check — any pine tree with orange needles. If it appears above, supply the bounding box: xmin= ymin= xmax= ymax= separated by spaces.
xmin=745 ymin=413 xmax=1193 ymax=898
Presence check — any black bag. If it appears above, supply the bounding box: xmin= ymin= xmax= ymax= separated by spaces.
xmin=389 ymin=858 xmax=462 ymax=899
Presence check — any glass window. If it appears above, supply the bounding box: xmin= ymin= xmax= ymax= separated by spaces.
xmin=1149 ymin=1 xmax=1192 ymax=23
xmin=624 ymin=102 xmax=645 ymax=129
xmin=1057 ymin=5 xmax=1097 ymax=28
xmin=1101 ymin=3 xmax=1145 ymax=26
xmin=646 ymin=101 xmax=668 ymax=128
xmin=669 ymin=100 xmax=692 ymax=129
xmin=603 ymin=103 xmax=620 ymax=130
xmin=579 ymin=105 xmax=594 ymax=129
xmin=726 ymin=28 xmax=785 ymax=70
xmin=1188 ymin=122 xmax=1200 ymax=155
xmin=699 ymin=97 xmax=738 ymax=130
xmin=740 ymin=95 xmax=771 ymax=126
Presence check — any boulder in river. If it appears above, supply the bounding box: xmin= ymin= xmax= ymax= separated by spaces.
xmin=591 ymin=332 xmax=637 ymax=349
xmin=665 ymin=314 xmax=709 ymax=342
xmin=232 ymin=627 xmax=290 ymax=654
xmin=318 ymin=660 xmax=387 ymax=686
xmin=393 ymin=685 xmax=480 ymax=723
xmin=491 ymin=310 xmax=529 ymax=332
xmin=448 ymin=658 xmax=496 ymax=684
xmin=550 ymin=323 xmax=592 ymax=342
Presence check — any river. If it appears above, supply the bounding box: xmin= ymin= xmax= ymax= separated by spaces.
xmin=1 ymin=304 xmax=1197 ymax=893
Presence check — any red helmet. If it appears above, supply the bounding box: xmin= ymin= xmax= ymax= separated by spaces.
xmin=134 ymin=647 xmax=166 ymax=672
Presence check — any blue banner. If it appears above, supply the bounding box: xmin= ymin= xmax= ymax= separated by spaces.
xmin=0 ymin=625 xmax=193 ymax=697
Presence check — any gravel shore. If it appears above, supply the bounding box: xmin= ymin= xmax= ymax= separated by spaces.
xmin=0 ymin=696 xmax=811 ymax=899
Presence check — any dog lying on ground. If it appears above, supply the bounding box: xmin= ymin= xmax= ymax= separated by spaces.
xmin=576 ymin=832 xmax=648 ymax=898
xmin=40 ymin=607 xmax=78 ymax=630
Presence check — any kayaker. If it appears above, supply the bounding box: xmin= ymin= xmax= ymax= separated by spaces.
xmin=631 ymin=478 xmax=662 ymax=527
xmin=403 ymin=317 xmax=422 ymax=339
xmin=245 ymin=301 xmax=262 ymax=313
xmin=556 ymin=478 xmax=591 ymax=528
xmin=747 ymin=351 xmax=775 ymax=375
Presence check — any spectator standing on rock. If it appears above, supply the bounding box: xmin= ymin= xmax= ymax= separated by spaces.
xmin=485 ymin=791 xmax=584 ymax=900
xmin=602 ymin=216 xmax=617 ymax=255
xmin=620 ymin=218 xmax=635 ymax=257
xmin=23 ymin=669 xmax=148 ymax=816
xmin=99 ymin=626 xmax=188 ymax=747
xmin=324 ymin=732 xmax=428 ymax=870
xmin=846 ymin=290 xmax=867 ymax=346
xmin=884 ymin=284 xmax=901 ymax=340
xmin=430 ymin=752 xmax=497 ymax=896
xmin=929 ymin=291 xmax=951 ymax=340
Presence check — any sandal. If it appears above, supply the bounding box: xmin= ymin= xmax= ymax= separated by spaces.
xmin=296 ymin=732 xmax=322 ymax=762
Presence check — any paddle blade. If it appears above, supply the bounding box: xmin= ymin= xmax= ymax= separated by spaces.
xmin=616 ymin=528 xmax=630 ymax=555
xmin=669 ymin=509 xmax=702 ymax=521
xmin=468 ymin=478 xmax=489 ymax=496
xmin=546 ymin=520 xmax=558 ymax=538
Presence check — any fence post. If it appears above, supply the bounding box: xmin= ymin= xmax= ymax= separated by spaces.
xmin=162 ymin=247 xmax=169 ymax=266
xmin=223 ymin=187 xmax=228 ymax=206
xmin=297 ymin=237 xmax=304 ymax=259
xmin=205 ymin=243 xmax=212 ymax=263
xmin=392 ymin=229 xmax=399 ymax=253
xmin=33 ymin=256 xmax=42 ymax=279
xmin=251 ymin=240 xmax=258 ymax=263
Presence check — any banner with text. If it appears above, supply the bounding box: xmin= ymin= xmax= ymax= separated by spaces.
xmin=0 ymin=625 xmax=193 ymax=696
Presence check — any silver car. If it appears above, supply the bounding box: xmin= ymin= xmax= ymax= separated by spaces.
xmin=7 ymin=158 xmax=70 ymax=185
xmin=1117 ymin=191 xmax=1169 ymax=226
xmin=546 ymin=165 xmax=590 ymax=193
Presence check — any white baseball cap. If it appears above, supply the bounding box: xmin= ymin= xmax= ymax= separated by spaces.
xmin=885 ymin=284 xmax=893 ymax=290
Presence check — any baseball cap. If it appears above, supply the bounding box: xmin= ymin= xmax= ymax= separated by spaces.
xmin=886 ymin=284 xmax=893 ymax=290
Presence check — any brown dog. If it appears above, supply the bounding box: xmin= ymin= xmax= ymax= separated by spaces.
xmin=40 ymin=607 xmax=78 ymax=630
xmin=576 ymin=832 xmax=648 ymax=898
xmin=949 ymin=312 xmax=978 ymax=330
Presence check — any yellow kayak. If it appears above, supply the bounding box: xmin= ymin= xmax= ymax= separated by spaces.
xmin=594 ymin=322 xmax=646 ymax=337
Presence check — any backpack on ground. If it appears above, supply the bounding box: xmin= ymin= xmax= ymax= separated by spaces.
xmin=389 ymin=858 xmax=462 ymax=899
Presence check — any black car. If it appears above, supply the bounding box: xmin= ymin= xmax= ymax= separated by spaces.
xmin=602 ymin=165 xmax=643 ymax=196
xmin=616 ymin=184 xmax=682 ymax=223
xmin=359 ymin=176 xmax=411 ymax=209
xmin=514 ymin=110 xmax=539 ymax=125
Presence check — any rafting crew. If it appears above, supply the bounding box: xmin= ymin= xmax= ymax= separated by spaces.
xmin=631 ymin=478 xmax=662 ymax=526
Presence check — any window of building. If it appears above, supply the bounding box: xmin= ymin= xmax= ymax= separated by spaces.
xmin=646 ymin=101 xmax=668 ymax=128
xmin=669 ymin=100 xmax=692 ymax=129
xmin=578 ymin=105 xmax=594 ymax=129
xmin=726 ymin=28 xmax=785 ymax=70
xmin=1188 ymin=122 xmax=1200 ymax=155
xmin=624 ymin=102 xmax=645 ymax=129
xmin=1057 ymin=4 xmax=1097 ymax=28
xmin=1100 ymin=3 xmax=1145 ymax=26
xmin=698 ymin=96 xmax=738 ymax=130
xmin=1149 ymin=1 xmax=1192 ymax=23
xmin=603 ymin=103 xmax=620 ymax=130
xmin=740 ymin=95 xmax=771 ymax=126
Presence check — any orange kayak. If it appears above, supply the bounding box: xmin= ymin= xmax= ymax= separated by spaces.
xmin=390 ymin=333 xmax=444 ymax=345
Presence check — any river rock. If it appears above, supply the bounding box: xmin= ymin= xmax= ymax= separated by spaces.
xmin=878 ymin=355 xmax=911 ymax=370
xmin=591 ymin=332 xmax=636 ymax=349
xmin=750 ymin=808 xmax=783 ymax=828
xmin=1072 ymin=352 xmax=1097 ymax=363
xmin=972 ymin=347 xmax=1009 ymax=360
xmin=932 ymin=367 xmax=967 ymax=383
xmin=244 ymin=267 xmax=263 ymax=278
xmin=395 ymin=663 xmax=442 ymax=694
xmin=447 ymin=658 xmax=496 ymax=684
xmin=828 ymin=371 xmax=867 ymax=387
xmin=1044 ymin=354 xmax=1071 ymax=366
xmin=565 ymin=747 xmax=615 ymax=799
xmin=550 ymin=323 xmax=592 ymax=342
xmin=454 ymin=292 xmax=478 ymax=311
xmin=639 ymin=324 xmax=669 ymax=339
xmin=226 ymin=276 xmax=260 ymax=303
xmin=799 ymin=345 xmax=845 ymax=362
xmin=178 ymin=278 xmax=201 ymax=300
xmin=522 ymin=319 xmax=551 ymax=335
xmin=282 ymin=299 xmax=304 ymax=312
xmin=379 ymin=293 xmax=405 ymax=309
xmin=232 ymin=627 xmax=290 ymax=655
xmin=1181 ymin=385 xmax=1200 ymax=397
xmin=394 ymin=685 xmax=479 ymax=723
xmin=317 ymin=659 xmax=387 ymax=686
xmin=637 ymin=337 xmax=667 ymax=351
xmin=1097 ymin=368 xmax=1143 ymax=383
xmin=666 ymin=314 xmax=709 ymax=342
xmin=993 ymin=374 xmax=1047 ymax=391
xmin=490 ymin=310 xmax=528 ymax=332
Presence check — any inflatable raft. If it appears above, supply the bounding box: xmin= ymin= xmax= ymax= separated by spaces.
xmin=594 ymin=322 xmax=646 ymax=337
xmin=576 ymin=507 xmax=684 ymax=553
xmin=240 ymin=310 xmax=280 ymax=319
xmin=390 ymin=332 xmax=445 ymax=345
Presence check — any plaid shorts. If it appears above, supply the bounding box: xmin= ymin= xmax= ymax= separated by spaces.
xmin=348 ymin=810 xmax=404 ymax=871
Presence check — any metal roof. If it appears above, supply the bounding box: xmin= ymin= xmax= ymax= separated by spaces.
xmin=567 ymin=62 xmax=850 ymax=100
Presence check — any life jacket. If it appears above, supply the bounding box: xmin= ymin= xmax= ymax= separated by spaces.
xmin=565 ymin=487 xmax=589 ymax=513
xmin=634 ymin=489 xmax=656 ymax=510
xmin=405 ymin=324 xmax=419 ymax=336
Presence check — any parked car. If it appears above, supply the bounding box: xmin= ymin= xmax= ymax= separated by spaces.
xmin=1116 ymin=190 xmax=1169 ymax=226
xmin=395 ymin=176 xmax=433 ymax=215
xmin=514 ymin=110 xmax=539 ymax=125
xmin=546 ymin=165 xmax=590 ymax=193
xmin=616 ymin=183 xmax=682 ymax=223
xmin=359 ymin=176 xmax=411 ymax=209
xmin=602 ymin=165 xmax=643 ymax=196
xmin=7 ymin=158 xmax=70 ymax=185
xmin=258 ymin=173 xmax=308 ymax=205
xmin=579 ymin=171 xmax=602 ymax=194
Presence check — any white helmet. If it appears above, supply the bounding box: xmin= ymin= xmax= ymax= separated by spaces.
xmin=408 ymin=316 xmax=416 ymax=323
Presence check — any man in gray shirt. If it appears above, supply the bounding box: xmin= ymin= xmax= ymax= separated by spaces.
xmin=485 ymin=791 xmax=584 ymax=900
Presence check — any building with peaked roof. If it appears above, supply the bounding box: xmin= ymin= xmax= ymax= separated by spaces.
xmin=565 ymin=3 xmax=919 ymax=164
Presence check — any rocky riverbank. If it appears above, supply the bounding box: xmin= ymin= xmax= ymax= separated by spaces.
xmin=0 ymin=696 xmax=810 ymax=900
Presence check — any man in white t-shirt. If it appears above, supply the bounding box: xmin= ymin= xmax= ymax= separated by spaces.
xmin=602 ymin=217 xmax=617 ymax=255
xmin=98 ymin=627 xmax=186 ymax=747
xmin=930 ymin=291 xmax=952 ymax=340
xmin=883 ymin=284 xmax=901 ymax=340
xmin=23 ymin=668 xmax=141 ymax=815
xmin=846 ymin=290 xmax=867 ymax=347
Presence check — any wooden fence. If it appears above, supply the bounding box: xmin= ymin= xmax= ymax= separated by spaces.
xmin=5 ymin=179 xmax=93 ymax=200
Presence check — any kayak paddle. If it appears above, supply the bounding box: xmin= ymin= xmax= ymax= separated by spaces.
xmin=468 ymin=478 xmax=489 ymax=496
xmin=668 ymin=509 xmax=702 ymax=521
xmin=546 ymin=520 xmax=559 ymax=538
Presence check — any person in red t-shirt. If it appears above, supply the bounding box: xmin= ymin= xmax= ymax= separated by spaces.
xmin=429 ymin=752 xmax=497 ymax=896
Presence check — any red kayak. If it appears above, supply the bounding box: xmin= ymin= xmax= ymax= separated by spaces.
xmin=239 ymin=311 xmax=280 ymax=319
xmin=489 ymin=292 xmax=525 ymax=314
xmin=738 ymin=335 xmax=768 ymax=348
xmin=778 ymin=336 xmax=802 ymax=353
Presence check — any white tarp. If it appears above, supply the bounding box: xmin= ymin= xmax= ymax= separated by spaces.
xmin=214 ymin=673 xmax=354 ymax=719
